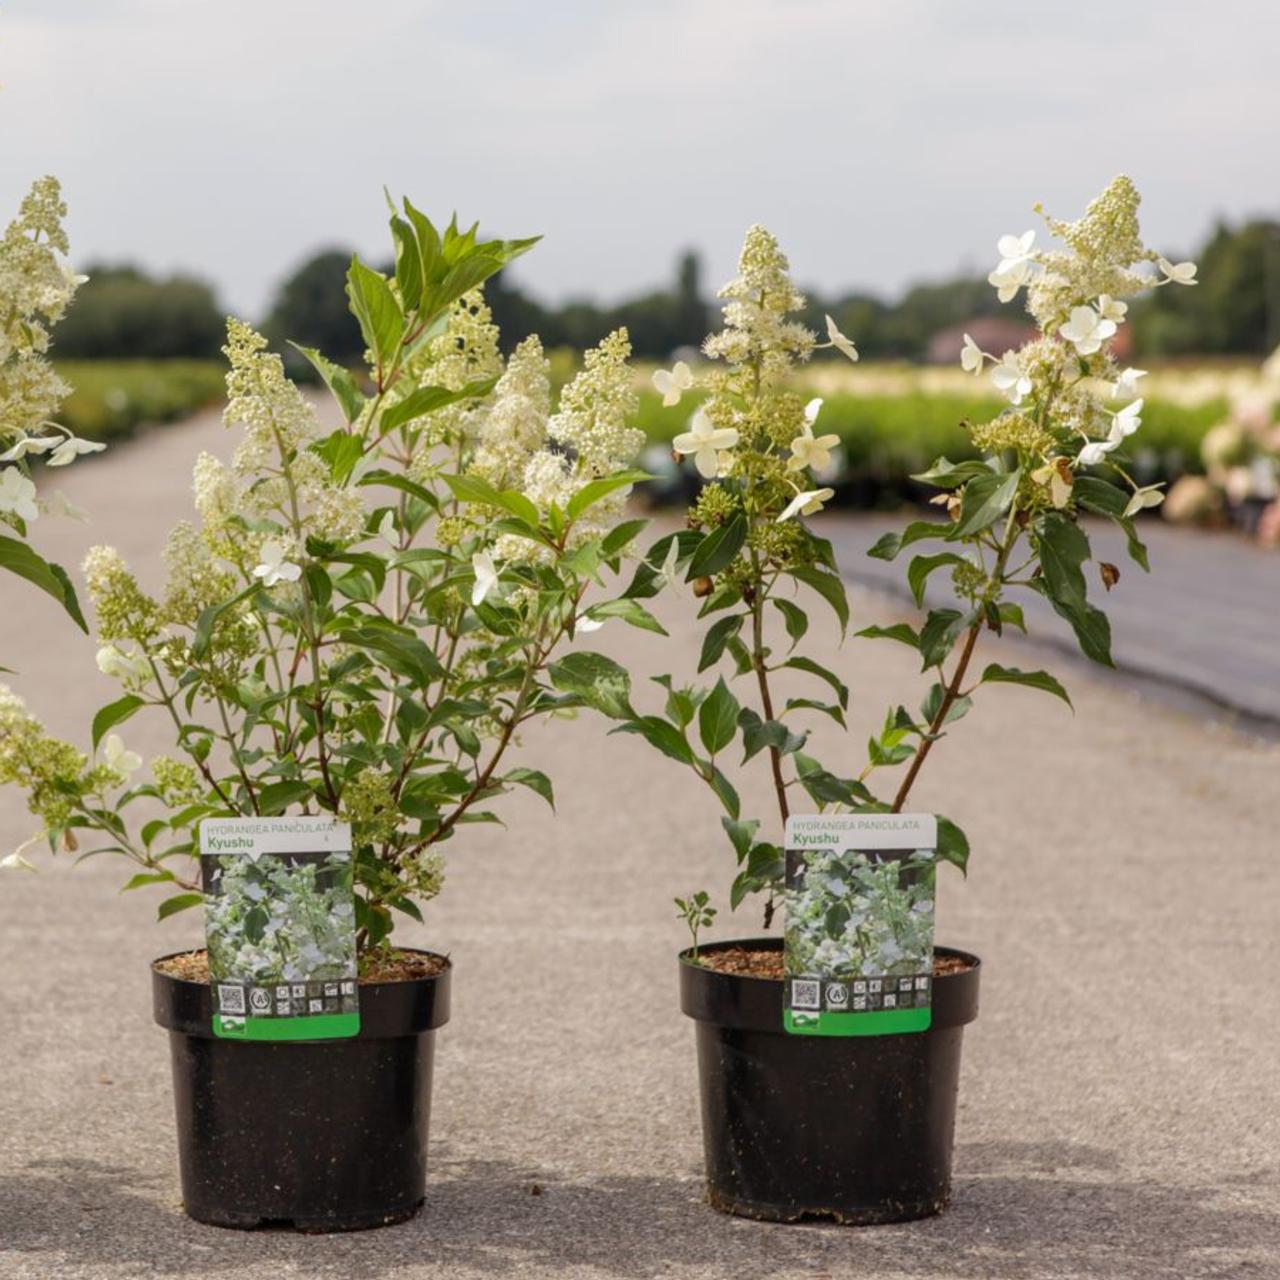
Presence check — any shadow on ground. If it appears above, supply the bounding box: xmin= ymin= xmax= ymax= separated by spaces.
xmin=2 ymin=1142 xmax=1274 ymax=1279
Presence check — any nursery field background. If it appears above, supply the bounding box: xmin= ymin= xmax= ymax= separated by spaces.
xmin=56 ymin=353 xmax=1246 ymax=487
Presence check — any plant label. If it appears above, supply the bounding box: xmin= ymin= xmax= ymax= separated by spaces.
xmin=200 ymin=817 xmax=359 ymax=1041
xmin=783 ymin=814 xmax=937 ymax=1037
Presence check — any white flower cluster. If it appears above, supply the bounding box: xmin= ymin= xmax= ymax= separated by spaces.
xmin=0 ymin=177 xmax=100 ymax=527
xmin=703 ymin=225 xmax=813 ymax=375
xmin=962 ymin=176 xmax=1197 ymax=516
xmin=402 ymin=290 xmax=504 ymax=456
xmin=223 ymin=318 xmax=323 ymax=473
xmin=470 ymin=336 xmax=551 ymax=489
xmin=547 ymin=329 xmax=643 ymax=475
xmin=214 ymin=318 xmax=368 ymax=569
xmin=655 ymin=224 xmax=855 ymax=524
xmin=477 ymin=329 xmax=643 ymax=565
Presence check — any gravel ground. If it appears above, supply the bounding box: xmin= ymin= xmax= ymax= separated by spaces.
xmin=1 ymin=408 xmax=1276 ymax=1279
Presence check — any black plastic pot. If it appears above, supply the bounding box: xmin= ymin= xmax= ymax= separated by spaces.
xmin=680 ymin=937 xmax=979 ymax=1224
xmin=152 ymin=949 xmax=451 ymax=1232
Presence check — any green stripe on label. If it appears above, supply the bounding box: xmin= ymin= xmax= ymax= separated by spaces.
xmin=213 ymin=1013 xmax=361 ymax=1041
xmin=784 ymin=1007 xmax=932 ymax=1037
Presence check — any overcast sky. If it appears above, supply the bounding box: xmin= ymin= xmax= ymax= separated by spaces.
xmin=4 ymin=1 xmax=1277 ymax=318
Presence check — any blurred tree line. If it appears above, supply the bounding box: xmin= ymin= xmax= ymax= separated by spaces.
xmin=54 ymin=217 xmax=1280 ymax=365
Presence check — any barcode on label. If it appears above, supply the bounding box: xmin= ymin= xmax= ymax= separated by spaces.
xmin=218 ymin=984 xmax=246 ymax=1014
xmin=791 ymin=979 xmax=821 ymax=1010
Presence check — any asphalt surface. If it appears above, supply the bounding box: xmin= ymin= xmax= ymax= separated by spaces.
xmin=1 ymin=407 xmax=1277 ymax=1279
xmin=832 ymin=515 xmax=1280 ymax=734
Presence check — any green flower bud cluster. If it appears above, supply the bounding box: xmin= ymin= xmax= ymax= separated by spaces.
xmin=341 ymin=768 xmax=400 ymax=847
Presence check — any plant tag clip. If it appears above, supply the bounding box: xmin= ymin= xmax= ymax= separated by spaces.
xmin=200 ymin=817 xmax=360 ymax=1041
xmin=783 ymin=813 xmax=937 ymax=1037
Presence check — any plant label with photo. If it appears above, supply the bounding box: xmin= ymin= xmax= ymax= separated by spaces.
xmin=783 ymin=814 xmax=937 ymax=1037
xmin=200 ymin=817 xmax=359 ymax=1041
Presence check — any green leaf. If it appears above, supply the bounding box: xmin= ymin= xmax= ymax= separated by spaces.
xmin=867 ymin=734 xmax=915 ymax=766
xmin=698 ymin=613 xmax=743 ymax=673
xmin=1073 ymin=475 xmax=1128 ymax=518
xmin=730 ymin=842 xmax=785 ymax=909
xmin=788 ymin=565 xmax=849 ymax=634
xmin=738 ymin=707 xmax=807 ymax=762
xmin=687 ymin=514 xmax=746 ymax=580
xmin=601 ymin=518 xmax=648 ymax=559
xmin=346 ymin=256 xmax=403 ymax=373
xmin=192 ymin=583 xmax=260 ymax=661
xmin=256 ymin=780 xmax=314 ymax=814
xmin=1035 ymin=512 xmax=1114 ymax=666
xmin=1117 ymin=516 xmax=1150 ymax=572
xmin=784 ymin=696 xmax=846 ymax=727
xmin=585 ymin=598 xmax=667 ymax=636
xmin=950 ymin=469 xmax=1021 ymax=539
xmin=337 ymin=622 xmax=444 ymax=686
xmin=381 ymin=379 xmax=497 ymax=435
xmin=312 ymin=429 xmax=365 ymax=486
xmin=908 ymin=552 xmax=964 ymax=608
xmin=0 ymin=535 xmax=87 ymax=631
xmin=1035 ymin=512 xmax=1091 ymax=611
xmin=443 ymin=472 xmax=541 ymax=528
xmin=549 ymin=651 xmax=633 ymax=719
xmin=612 ymin=716 xmax=692 ymax=764
xmin=867 ymin=520 xmax=947 ymax=561
xmin=856 ymin=621 xmax=919 ymax=649
xmin=918 ymin=608 xmax=968 ymax=668
xmin=979 ymin=664 xmax=1073 ymax=708
xmin=721 ymin=816 xmax=759 ymax=862
xmin=1045 ymin=593 xmax=1114 ymax=667
xmin=505 ymin=767 xmax=555 ymax=809
xmin=698 ymin=678 xmax=740 ymax=757
xmin=121 ymin=870 xmax=175 ymax=892
xmin=772 ymin=597 xmax=808 ymax=648
xmin=157 ymin=892 xmax=204 ymax=921
xmin=920 ymin=681 xmax=972 ymax=726
xmin=937 ymin=817 xmax=969 ymax=875
xmin=997 ymin=601 xmax=1027 ymax=633
xmin=707 ymin=766 xmax=740 ymax=820
xmin=912 ymin=458 xmax=993 ymax=489
xmin=654 ymin=675 xmax=697 ymax=728
xmin=92 ymin=694 xmax=145 ymax=751
xmin=794 ymin=753 xmax=872 ymax=807
xmin=288 ymin=344 xmax=364 ymax=423
xmin=389 ymin=212 xmax=424 ymax=315
xmin=782 ymin=656 xmax=849 ymax=710
xmin=566 ymin=470 xmax=651 ymax=522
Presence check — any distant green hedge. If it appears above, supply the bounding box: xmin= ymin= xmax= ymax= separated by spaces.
xmin=57 ymin=360 xmax=226 ymax=442
xmin=635 ymin=390 xmax=1223 ymax=489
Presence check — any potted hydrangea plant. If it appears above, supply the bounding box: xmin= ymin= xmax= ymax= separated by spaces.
xmin=584 ymin=177 xmax=1194 ymax=1223
xmin=0 ymin=198 xmax=652 ymax=1230
xmin=0 ymin=176 xmax=97 ymax=666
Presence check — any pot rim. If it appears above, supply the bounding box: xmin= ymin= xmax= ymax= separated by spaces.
xmin=678 ymin=935 xmax=981 ymax=978
xmin=150 ymin=945 xmax=453 ymax=989
xmin=152 ymin=946 xmax=452 ymax=1040
xmin=678 ymin=936 xmax=980 ymax=1033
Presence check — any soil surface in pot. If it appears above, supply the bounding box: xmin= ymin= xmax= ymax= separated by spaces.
xmin=698 ymin=947 xmax=973 ymax=981
xmin=155 ymin=948 xmax=448 ymax=985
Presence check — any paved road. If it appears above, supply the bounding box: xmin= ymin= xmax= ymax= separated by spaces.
xmin=1 ymin=410 xmax=1277 ymax=1279
xmin=829 ymin=515 xmax=1280 ymax=735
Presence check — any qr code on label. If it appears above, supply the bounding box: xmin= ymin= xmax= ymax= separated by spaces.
xmin=791 ymin=979 xmax=821 ymax=1010
xmin=218 ymin=984 xmax=246 ymax=1015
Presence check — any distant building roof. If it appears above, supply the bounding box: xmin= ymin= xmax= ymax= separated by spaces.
xmin=926 ymin=317 xmax=1037 ymax=365
xmin=927 ymin=314 xmax=1135 ymax=364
